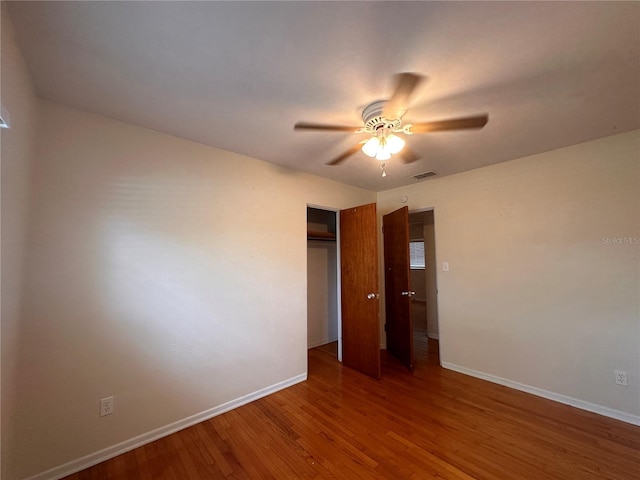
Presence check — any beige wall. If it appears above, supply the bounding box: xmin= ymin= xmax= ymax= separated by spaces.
xmin=1 ymin=8 xmax=37 ymax=479
xmin=13 ymin=100 xmax=374 ymax=479
xmin=378 ymin=130 xmax=640 ymax=420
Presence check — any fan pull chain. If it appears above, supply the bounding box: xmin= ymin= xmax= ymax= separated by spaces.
xmin=380 ymin=161 xmax=387 ymax=177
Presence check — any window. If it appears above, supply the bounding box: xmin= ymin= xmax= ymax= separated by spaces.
xmin=410 ymin=241 xmax=425 ymax=269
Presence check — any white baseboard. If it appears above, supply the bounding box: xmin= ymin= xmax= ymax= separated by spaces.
xmin=441 ymin=362 xmax=640 ymax=426
xmin=307 ymin=337 xmax=338 ymax=349
xmin=25 ymin=373 xmax=308 ymax=480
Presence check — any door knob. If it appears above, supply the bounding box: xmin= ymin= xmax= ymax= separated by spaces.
xmin=401 ymin=291 xmax=416 ymax=297
xmin=367 ymin=293 xmax=379 ymax=299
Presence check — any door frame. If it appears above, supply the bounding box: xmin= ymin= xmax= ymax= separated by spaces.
xmin=407 ymin=207 xmax=441 ymax=359
xmin=383 ymin=206 xmax=414 ymax=370
xmin=307 ymin=203 xmax=343 ymax=362
xmin=306 ymin=203 xmax=441 ymax=366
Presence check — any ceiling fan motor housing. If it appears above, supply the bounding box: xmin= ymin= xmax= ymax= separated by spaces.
xmin=362 ymin=100 xmax=401 ymax=134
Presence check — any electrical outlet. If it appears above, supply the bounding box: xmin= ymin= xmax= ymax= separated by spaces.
xmin=100 ymin=396 xmax=114 ymax=416
xmin=614 ymin=370 xmax=628 ymax=386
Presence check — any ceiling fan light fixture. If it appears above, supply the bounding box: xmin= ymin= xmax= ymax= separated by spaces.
xmin=362 ymin=132 xmax=404 ymax=161
xmin=362 ymin=136 xmax=380 ymax=157
xmin=375 ymin=148 xmax=391 ymax=161
xmin=386 ymin=133 xmax=405 ymax=154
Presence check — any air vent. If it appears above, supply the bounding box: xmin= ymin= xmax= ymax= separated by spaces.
xmin=413 ymin=171 xmax=436 ymax=180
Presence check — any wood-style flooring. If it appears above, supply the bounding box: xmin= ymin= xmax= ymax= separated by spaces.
xmin=65 ymin=320 xmax=639 ymax=479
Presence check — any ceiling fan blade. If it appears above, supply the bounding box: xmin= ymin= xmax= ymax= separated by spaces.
xmin=294 ymin=122 xmax=360 ymax=132
xmin=326 ymin=143 xmax=363 ymax=166
xmin=409 ymin=114 xmax=489 ymax=133
xmin=399 ymin=146 xmax=420 ymax=164
xmin=383 ymin=72 xmax=424 ymax=120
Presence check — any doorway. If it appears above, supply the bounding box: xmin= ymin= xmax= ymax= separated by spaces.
xmin=306 ymin=202 xmax=381 ymax=379
xmin=408 ymin=210 xmax=440 ymax=363
xmin=306 ymin=207 xmax=339 ymax=360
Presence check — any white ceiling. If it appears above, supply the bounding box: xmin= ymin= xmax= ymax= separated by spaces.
xmin=7 ymin=1 xmax=640 ymax=191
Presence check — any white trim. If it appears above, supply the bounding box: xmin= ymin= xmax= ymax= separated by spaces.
xmin=24 ymin=373 xmax=308 ymax=480
xmin=307 ymin=337 xmax=338 ymax=349
xmin=441 ymin=362 xmax=640 ymax=426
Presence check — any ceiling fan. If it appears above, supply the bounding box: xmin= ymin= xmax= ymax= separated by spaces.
xmin=294 ymin=73 xmax=488 ymax=177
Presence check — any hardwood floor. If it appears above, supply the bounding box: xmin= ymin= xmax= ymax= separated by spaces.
xmin=64 ymin=338 xmax=639 ymax=479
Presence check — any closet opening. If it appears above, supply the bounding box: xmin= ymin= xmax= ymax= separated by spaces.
xmin=408 ymin=210 xmax=440 ymax=365
xmin=307 ymin=206 xmax=340 ymax=361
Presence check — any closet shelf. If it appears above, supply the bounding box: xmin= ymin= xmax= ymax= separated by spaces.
xmin=307 ymin=230 xmax=336 ymax=241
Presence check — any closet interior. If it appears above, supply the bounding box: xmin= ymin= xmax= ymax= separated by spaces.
xmin=306 ymin=207 xmax=339 ymax=352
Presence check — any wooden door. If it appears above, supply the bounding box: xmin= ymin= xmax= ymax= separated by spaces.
xmin=383 ymin=206 xmax=414 ymax=370
xmin=340 ymin=203 xmax=381 ymax=379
